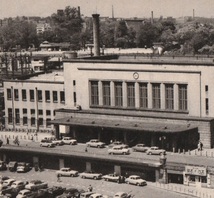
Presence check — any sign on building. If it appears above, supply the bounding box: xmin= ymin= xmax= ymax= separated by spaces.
xmin=185 ymin=166 xmax=206 ymax=176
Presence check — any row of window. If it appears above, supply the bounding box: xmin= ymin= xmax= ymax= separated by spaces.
xmin=7 ymin=89 xmax=65 ymax=103
xmin=8 ymin=108 xmax=54 ymax=126
xmin=90 ymin=81 xmax=188 ymax=111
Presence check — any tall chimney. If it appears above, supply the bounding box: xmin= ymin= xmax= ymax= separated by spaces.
xmin=151 ymin=11 xmax=154 ymax=24
xmin=193 ymin=9 xmax=195 ymax=19
xmin=92 ymin=14 xmax=100 ymax=56
xmin=78 ymin=6 xmax=81 ymax=18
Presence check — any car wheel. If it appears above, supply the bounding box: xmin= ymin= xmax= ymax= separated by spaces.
xmin=70 ymin=174 xmax=73 ymax=177
xmin=106 ymin=178 xmax=109 ymax=181
xmin=93 ymin=176 xmax=97 ymax=180
xmin=149 ymin=152 xmax=152 ymax=155
xmin=97 ymin=145 xmax=100 ymax=148
xmin=136 ymin=183 xmax=140 ymax=186
xmin=82 ymin=176 xmax=86 ymax=179
xmin=126 ymin=181 xmax=130 ymax=184
xmin=123 ymin=152 xmax=126 ymax=155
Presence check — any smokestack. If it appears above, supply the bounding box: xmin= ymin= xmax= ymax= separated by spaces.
xmin=92 ymin=14 xmax=100 ymax=56
xmin=151 ymin=11 xmax=154 ymax=24
xmin=193 ymin=9 xmax=195 ymax=19
xmin=112 ymin=5 xmax=114 ymax=19
xmin=78 ymin=6 xmax=81 ymax=18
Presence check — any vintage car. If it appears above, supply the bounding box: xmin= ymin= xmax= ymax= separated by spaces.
xmin=16 ymin=189 xmax=37 ymax=198
xmin=108 ymin=146 xmax=130 ymax=155
xmin=0 ymin=160 xmax=7 ymax=171
xmin=146 ymin=146 xmax=166 ymax=155
xmin=8 ymin=161 xmax=18 ymax=172
xmin=56 ymin=187 xmax=80 ymax=198
xmin=132 ymin=144 xmax=149 ymax=152
xmin=25 ymin=180 xmax=48 ymax=190
xmin=40 ymin=139 xmax=55 ymax=148
xmin=113 ymin=192 xmax=130 ymax=198
xmin=16 ymin=162 xmax=31 ymax=173
xmin=108 ymin=141 xmax=128 ymax=148
xmin=56 ymin=167 xmax=79 ymax=177
xmin=80 ymin=171 xmax=102 ymax=180
xmin=86 ymin=139 xmax=105 ymax=148
xmin=125 ymin=175 xmax=147 ymax=186
xmin=45 ymin=137 xmax=64 ymax=146
xmin=62 ymin=137 xmax=77 ymax=145
xmin=102 ymin=174 xmax=124 ymax=183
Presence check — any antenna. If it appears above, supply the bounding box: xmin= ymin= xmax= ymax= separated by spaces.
xmin=112 ymin=5 xmax=114 ymax=19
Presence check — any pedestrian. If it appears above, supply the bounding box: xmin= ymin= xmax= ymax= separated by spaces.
xmin=85 ymin=147 xmax=88 ymax=152
xmin=200 ymin=141 xmax=203 ymax=151
xmin=57 ymin=174 xmax=61 ymax=182
xmin=88 ymin=185 xmax=93 ymax=192
xmin=197 ymin=141 xmax=201 ymax=151
xmin=6 ymin=138 xmax=9 ymax=145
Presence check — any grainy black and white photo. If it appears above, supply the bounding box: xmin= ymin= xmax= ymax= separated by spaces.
xmin=0 ymin=0 xmax=214 ymax=197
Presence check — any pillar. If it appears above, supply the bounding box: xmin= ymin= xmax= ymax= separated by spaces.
xmin=32 ymin=156 xmax=39 ymax=166
xmin=59 ymin=159 xmax=64 ymax=169
xmin=123 ymin=82 xmax=127 ymax=107
xmin=135 ymin=82 xmax=140 ymax=108
xmin=92 ymin=14 xmax=100 ymax=56
xmin=155 ymin=169 xmax=160 ymax=182
xmin=99 ymin=81 xmax=103 ymax=106
xmin=98 ymin=131 xmax=101 ymax=141
xmin=114 ymin=165 xmax=121 ymax=175
xmin=172 ymin=135 xmax=178 ymax=152
xmin=148 ymin=83 xmax=152 ymax=108
xmin=86 ymin=162 xmax=92 ymax=171
xmin=174 ymin=84 xmax=178 ymax=110
xmin=111 ymin=81 xmax=115 ymax=106
xmin=55 ymin=125 xmax=60 ymax=139
xmin=151 ymin=134 xmax=156 ymax=146
xmin=161 ymin=83 xmax=165 ymax=109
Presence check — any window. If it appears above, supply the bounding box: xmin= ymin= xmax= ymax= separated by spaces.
xmin=103 ymin=82 xmax=111 ymax=106
xmin=178 ymin=84 xmax=188 ymax=111
xmin=8 ymin=108 xmax=12 ymax=124
xmin=60 ymin=91 xmax=65 ymax=103
xmin=46 ymin=110 xmax=51 ymax=116
xmin=152 ymin=84 xmax=161 ymax=109
xmin=30 ymin=90 xmax=34 ymax=101
xmin=38 ymin=118 xmax=43 ymax=126
xmin=73 ymin=92 xmax=76 ymax=106
xmin=15 ymin=109 xmax=20 ymax=124
xmin=38 ymin=110 xmax=43 ymax=115
xmin=139 ymin=83 xmax=148 ymax=108
xmin=23 ymin=108 xmax=27 ymax=114
xmin=23 ymin=117 xmax=28 ymax=125
xmin=165 ymin=84 xmax=174 ymax=110
xmin=31 ymin=109 xmax=35 ymax=115
xmin=14 ymin=89 xmax=19 ymax=100
xmin=206 ymin=98 xmax=209 ymax=115
xmin=46 ymin=118 xmax=51 ymax=127
xmin=53 ymin=110 xmax=56 ymax=116
xmin=22 ymin=89 xmax=27 ymax=101
xmin=115 ymin=82 xmax=123 ymax=107
xmin=127 ymin=82 xmax=135 ymax=107
xmin=53 ymin=91 xmax=58 ymax=102
xmin=90 ymin=81 xmax=99 ymax=106
xmin=45 ymin=91 xmax=50 ymax=102
xmin=7 ymin=89 xmax=12 ymax=100
xmin=205 ymin=85 xmax=208 ymax=92
xmin=38 ymin=90 xmax=42 ymax=101
xmin=31 ymin=117 xmax=35 ymax=126
xmin=73 ymin=80 xmax=76 ymax=86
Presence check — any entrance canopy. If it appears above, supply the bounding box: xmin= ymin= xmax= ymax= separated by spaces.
xmin=50 ymin=116 xmax=197 ymax=133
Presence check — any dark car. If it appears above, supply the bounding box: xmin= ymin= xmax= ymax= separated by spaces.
xmin=0 ymin=161 xmax=7 ymax=171
xmin=16 ymin=162 xmax=31 ymax=173
xmin=8 ymin=161 xmax=18 ymax=172
xmin=46 ymin=186 xmax=66 ymax=198
xmin=56 ymin=188 xmax=80 ymax=198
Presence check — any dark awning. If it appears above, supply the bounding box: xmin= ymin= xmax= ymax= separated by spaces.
xmin=50 ymin=116 xmax=197 ymax=133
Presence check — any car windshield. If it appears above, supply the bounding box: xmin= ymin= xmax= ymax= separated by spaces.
xmin=18 ymin=163 xmax=25 ymax=166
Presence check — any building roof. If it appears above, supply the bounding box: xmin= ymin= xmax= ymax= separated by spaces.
xmin=29 ymin=71 xmax=64 ymax=82
xmin=50 ymin=116 xmax=197 ymax=133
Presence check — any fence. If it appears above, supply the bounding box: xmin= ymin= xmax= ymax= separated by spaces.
xmin=172 ymin=149 xmax=214 ymax=158
xmin=154 ymin=182 xmax=214 ymax=198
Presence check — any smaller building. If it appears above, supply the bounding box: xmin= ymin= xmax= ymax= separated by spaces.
xmin=39 ymin=41 xmax=71 ymax=51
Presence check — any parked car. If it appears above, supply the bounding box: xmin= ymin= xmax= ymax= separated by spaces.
xmin=46 ymin=186 xmax=66 ymax=197
xmin=89 ymin=193 xmax=106 ymax=198
xmin=45 ymin=137 xmax=64 ymax=146
xmin=102 ymin=174 xmax=124 ymax=183
xmin=62 ymin=137 xmax=77 ymax=145
xmin=0 ymin=176 xmax=10 ymax=182
xmin=108 ymin=141 xmax=128 ymax=148
xmin=0 ymin=161 xmax=7 ymax=170
xmin=86 ymin=139 xmax=105 ymax=148
xmin=16 ymin=189 xmax=37 ymax=198
xmin=125 ymin=175 xmax=147 ymax=186
xmin=1 ymin=185 xmax=13 ymax=195
xmin=8 ymin=161 xmax=18 ymax=172
xmin=146 ymin=146 xmax=166 ymax=155
xmin=11 ymin=180 xmax=26 ymax=190
xmin=16 ymin=162 xmax=31 ymax=173
xmin=25 ymin=180 xmax=48 ymax=191
xmin=2 ymin=179 xmax=16 ymax=187
xmin=56 ymin=187 xmax=80 ymax=198
xmin=2 ymin=187 xmax=20 ymax=197
xmin=80 ymin=192 xmax=95 ymax=198
xmin=108 ymin=146 xmax=130 ymax=155
xmin=113 ymin=192 xmax=130 ymax=198
xmin=132 ymin=144 xmax=149 ymax=152
xmin=40 ymin=139 xmax=55 ymax=148
xmin=56 ymin=168 xmax=79 ymax=177
xmin=80 ymin=171 xmax=102 ymax=180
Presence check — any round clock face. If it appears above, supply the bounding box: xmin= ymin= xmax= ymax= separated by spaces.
xmin=133 ymin=72 xmax=139 ymax=80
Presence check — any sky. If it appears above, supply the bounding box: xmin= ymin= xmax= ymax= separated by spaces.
xmin=0 ymin=0 xmax=214 ymax=19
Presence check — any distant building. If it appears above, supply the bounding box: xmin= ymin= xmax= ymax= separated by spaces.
xmin=36 ymin=22 xmax=52 ymax=34
xmin=39 ymin=41 xmax=71 ymax=51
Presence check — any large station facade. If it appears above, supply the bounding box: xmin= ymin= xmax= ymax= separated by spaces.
xmin=51 ymin=56 xmax=214 ymax=151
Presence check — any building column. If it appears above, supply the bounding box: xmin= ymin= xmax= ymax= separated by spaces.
xmin=59 ymin=159 xmax=64 ymax=169
xmin=148 ymin=83 xmax=152 ymax=108
xmin=55 ymin=125 xmax=60 ymax=139
xmin=114 ymin=165 xmax=121 ymax=175
xmin=155 ymin=169 xmax=160 ymax=182
xmin=123 ymin=131 xmax=127 ymax=144
xmin=174 ymin=84 xmax=178 ymax=110
xmin=135 ymin=82 xmax=140 ymax=108
xmin=32 ymin=156 xmax=39 ymax=166
xmin=172 ymin=135 xmax=178 ymax=152
xmin=123 ymin=82 xmax=127 ymax=107
xmin=98 ymin=81 xmax=103 ymax=106
xmin=161 ymin=83 xmax=165 ymax=109
xmin=98 ymin=131 xmax=101 ymax=141
xmin=151 ymin=134 xmax=156 ymax=146
xmin=111 ymin=82 xmax=115 ymax=107
xmin=86 ymin=162 xmax=92 ymax=171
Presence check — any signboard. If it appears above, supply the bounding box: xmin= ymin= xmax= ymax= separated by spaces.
xmin=59 ymin=125 xmax=69 ymax=134
xmin=185 ymin=166 xmax=206 ymax=176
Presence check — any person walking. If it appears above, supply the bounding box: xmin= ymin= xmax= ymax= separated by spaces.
xmin=57 ymin=174 xmax=61 ymax=182
xmin=6 ymin=138 xmax=9 ymax=145
xmin=88 ymin=185 xmax=93 ymax=192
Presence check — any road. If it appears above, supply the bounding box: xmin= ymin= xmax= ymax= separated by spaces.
xmin=0 ymin=169 xmax=193 ymax=198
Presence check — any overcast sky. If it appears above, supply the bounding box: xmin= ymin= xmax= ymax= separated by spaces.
xmin=0 ymin=0 xmax=214 ymax=19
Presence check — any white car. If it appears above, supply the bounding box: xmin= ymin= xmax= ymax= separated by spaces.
xmin=108 ymin=141 xmax=128 ymax=148
xmin=146 ymin=146 xmax=166 ymax=155
xmin=89 ymin=193 xmax=109 ymax=198
xmin=125 ymin=175 xmax=147 ymax=186
xmin=102 ymin=174 xmax=124 ymax=183
xmin=2 ymin=178 xmax=16 ymax=187
xmin=80 ymin=171 xmax=102 ymax=180
xmin=56 ymin=167 xmax=79 ymax=177
xmin=113 ymin=192 xmax=130 ymax=198
xmin=108 ymin=146 xmax=130 ymax=155
xmin=46 ymin=137 xmax=64 ymax=146
xmin=40 ymin=139 xmax=55 ymax=148
xmin=25 ymin=180 xmax=48 ymax=190
xmin=86 ymin=139 xmax=105 ymax=148
xmin=132 ymin=144 xmax=149 ymax=152
xmin=16 ymin=189 xmax=37 ymax=198
xmin=62 ymin=137 xmax=77 ymax=145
